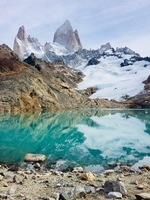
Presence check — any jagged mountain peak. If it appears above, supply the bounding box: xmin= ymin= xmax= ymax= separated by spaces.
xmin=53 ymin=20 xmax=82 ymax=52
xmin=13 ymin=25 xmax=44 ymax=59
xmin=116 ymin=46 xmax=140 ymax=56
xmin=58 ymin=20 xmax=73 ymax=33
xmin=16 ymin=25 xmax=27 ymax=41
xmin=99 ymin=42 xmax=112 ymax=53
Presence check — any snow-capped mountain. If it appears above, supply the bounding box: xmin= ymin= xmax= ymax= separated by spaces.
xmin=13 ymin=26 xmax=45 ymax=59
xmin=13 ymin=21 xmax=150 ymax=101
xmin=13 ymin=20 xmax=82 ymax=60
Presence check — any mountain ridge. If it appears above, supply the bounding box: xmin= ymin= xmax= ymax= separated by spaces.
xmin=12 ymin=21 xmax=150 ymax=104
xmin=0 ymin=44 xmax=127 ymax=112
xmin=13 ymin=21 xmax=140 ymax=65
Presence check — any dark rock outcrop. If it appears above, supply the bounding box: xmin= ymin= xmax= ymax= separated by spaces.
xmin=143 ymin=75 xmax=150 ymax=85
xmin=86 ymin=58 xmax=100 ymax=66
xmin=125 ymin=75 xmax=150 ymax=108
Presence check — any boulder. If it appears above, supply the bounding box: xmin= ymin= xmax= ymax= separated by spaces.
xmin=80 ymin=171 xmax=95 ymax=181
xmin=24 ymin=153 xmax=46 ymax=162
xmin=104 ymin=180 xmax=127 ymax=196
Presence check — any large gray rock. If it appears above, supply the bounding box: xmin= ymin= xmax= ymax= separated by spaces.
xmin=104 ymin=180 xmax=127 ymax=196
xmin=24 ymin=153 xmax=46 ymax=162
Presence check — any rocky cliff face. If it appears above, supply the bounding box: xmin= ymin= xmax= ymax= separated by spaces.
xmin=53 ymin=20 xmax=82 ymax=52
xmin=0 ymin=44 xmax=84 ymax=112
xmin=1 ymin=44 xmax=125 ymax=112
xmin=16 ymin=25 xmax=27 ymax=41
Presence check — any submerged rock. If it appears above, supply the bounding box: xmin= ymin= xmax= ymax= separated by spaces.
xmin=24 ymin=153 xmax=46 ymax=162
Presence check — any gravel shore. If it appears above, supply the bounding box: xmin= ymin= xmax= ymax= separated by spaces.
xmin=0 ymin=160 xmax=150 ymax=200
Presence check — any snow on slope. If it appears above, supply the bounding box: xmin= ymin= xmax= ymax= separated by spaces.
xmin=44 ymin=42 xmax=69 ymax=56
xmin=15 ymin=37 xmax=45 ymax=59
xmin=77 ymin=54 xmax=150 ymax=101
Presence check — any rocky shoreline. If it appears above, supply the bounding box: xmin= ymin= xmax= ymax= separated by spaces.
xmin=0 ymin=154 xmax=150 ymax=200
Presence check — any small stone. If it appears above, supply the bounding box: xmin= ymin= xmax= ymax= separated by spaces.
xmin=53 ymin=171 xmax=61 ymax=176
xmin=135 ymin=193 xmax=150 ymax=200
xmin=73 ymin=167 xmax=84 ymax=173
xmin=137 ymin=183 xmax=148 ymax=190
xmin=3 ymin=182 xmax=8 ymax=187
xmin=34 ymin=163 xmax=41 ymax=169
xmin=107 ymin=192 xmax=122 ymax=199
xmin=74 ymin=186 xmax=86 ymax=198
xmin=32 ymin=175 xmax=36 ymax=180
xmin=55 ymin=160 xmax=70 ymax=172
xmin=84 ymin=186 xmax=95 ymax=194
xmin=119 ymin=174 xmax=124 ymax=178
xmin=0 ymin=193 xmax=8 ymax=199
xmin=118 ymin=181 xmax=127 ymax=196
xmin=117 ymin=177 xmax=122 ymax=181
xmin=7 ymin=186 xmax=16 ymax=195
xmin=120 ymin=166 xmax=131 ymax=172
xmin=130 ymin=180 xmax=138 ymax=185
xmin=138 ymin=185 xmax=144 ymax=190
xmin=0 ymin=175 xmax=3 ymax=180
xmin=104 ymin=169 xmax=115 ymax=175
xmin=80 ymin=171 xmax=95 ymax=181
xmin=24 ymin=153 xmax=46 ymax=162
xmin=96 ymin=187 xmax=104 ymax=193
xmin=18 ymin=193 xmax=25 ymax=197
xmin=139 ymin=164 xmax=150 ymax=171
xmin=51 ymin=192 xmax=60 ymax=200
xmin=25 ymin=170 xmax=32 ymax=174
xmin=13 ymin=174 xmax=24 ymax=184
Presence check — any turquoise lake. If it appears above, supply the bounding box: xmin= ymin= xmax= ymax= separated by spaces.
xmin=0 ymin=109 xmax=150 ymax=170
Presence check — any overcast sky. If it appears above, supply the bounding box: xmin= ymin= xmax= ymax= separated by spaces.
xmin=0 ymin=0 xmax=150 ymax=56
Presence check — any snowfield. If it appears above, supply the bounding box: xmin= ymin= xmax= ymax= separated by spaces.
xmin=77 ymin=54 xmax=150 ymax=101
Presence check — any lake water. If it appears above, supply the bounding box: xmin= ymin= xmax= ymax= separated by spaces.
xmin=0 ymin=109 xmax=150 ymax=171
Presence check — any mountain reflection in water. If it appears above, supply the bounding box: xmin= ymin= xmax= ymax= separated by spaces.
xmin=0 ymin=109 xmax=150 ymax=168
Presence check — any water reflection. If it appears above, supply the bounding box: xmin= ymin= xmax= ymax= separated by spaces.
xmin=0 ymin=109 xmax=150 ymax=168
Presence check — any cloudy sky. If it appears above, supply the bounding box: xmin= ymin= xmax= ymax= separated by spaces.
xmin=0 ymin=0 xmax=150 ymax=56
